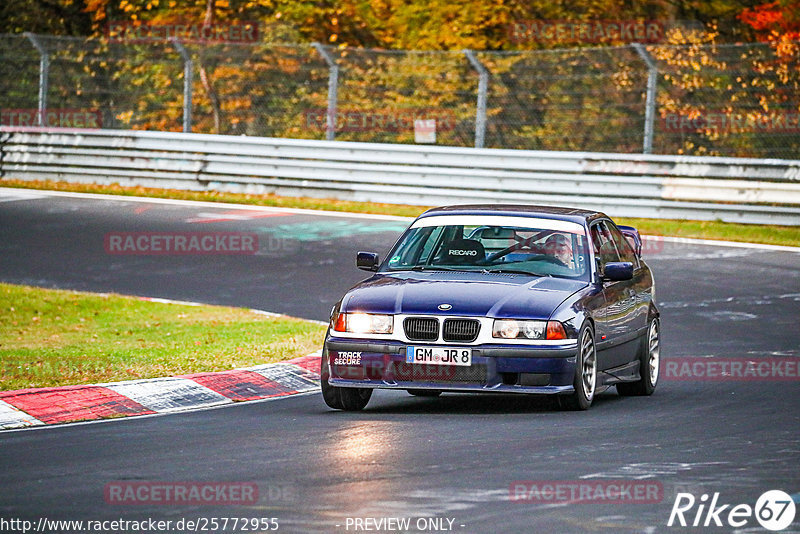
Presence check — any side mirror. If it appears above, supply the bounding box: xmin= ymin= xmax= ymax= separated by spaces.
xmin=617 ymin=225 xmax=642 ymax=257
xmin=604 ymin=262 xmax=634 ymax=281
xmin=356 ymin=251 xmax=380 ymax=272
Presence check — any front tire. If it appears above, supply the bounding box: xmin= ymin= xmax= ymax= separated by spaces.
xmin=617 ymin=317 xmax=660 ymax=396
xmin=320 ymin=347 xmax=373 ymax=411
xmin=320 ymin=348 xmax=344 ymax=410
xmin=559 ymin=323 xmax=597 ymax=411
xmin=339 ymin=387 xmax=373 ymax=411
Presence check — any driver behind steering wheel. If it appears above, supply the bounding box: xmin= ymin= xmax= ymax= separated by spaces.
xmin=544 ymin=233 xmax=573 ymax=267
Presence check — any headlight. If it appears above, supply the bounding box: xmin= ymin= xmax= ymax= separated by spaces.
xmin=492 ymin=319 xmax=567 ymax=340
xmin=493 ymin=319 xmax=545 ymax=339
xmin=333 ymin=312 xmax=393 ymax=334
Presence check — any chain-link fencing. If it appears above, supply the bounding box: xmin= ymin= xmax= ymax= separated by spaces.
xmin=1 ymin=33 xmax=798 ymax=158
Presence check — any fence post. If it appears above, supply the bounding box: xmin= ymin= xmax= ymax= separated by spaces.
xmin=464 ymin=49 xmax=488 ymax=149
xmin=24 ymin=33 xmax=49 ymax=127
xmin=311 ymin=42 xmax=339 ymax=141
xmin=171 ymin=39 xmax=193 ymax=133
xmin=632 ymin=43 xmax=657 ymax=154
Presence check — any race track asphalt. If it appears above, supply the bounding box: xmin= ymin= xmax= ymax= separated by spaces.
xmin=1 ymin=188 xmax=798 ymax=533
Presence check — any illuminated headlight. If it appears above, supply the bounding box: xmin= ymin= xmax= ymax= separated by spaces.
xmin=493 ymin=319 xmax=545 ymax=339
xmin=492 ymin=319 xmax=568 ymax=340
xmin=333 ymin=312 xmax=393 ymax=334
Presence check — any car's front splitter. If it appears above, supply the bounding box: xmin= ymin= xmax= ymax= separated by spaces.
xmin=328 ymin=377 xmax=575 ymax=395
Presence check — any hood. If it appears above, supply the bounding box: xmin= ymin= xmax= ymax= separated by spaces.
xmin=341 ymin=271 xmax=586 ymax=320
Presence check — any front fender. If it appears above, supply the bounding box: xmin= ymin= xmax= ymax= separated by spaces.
xmin=549 ymin=285 xmax=601 ymax=339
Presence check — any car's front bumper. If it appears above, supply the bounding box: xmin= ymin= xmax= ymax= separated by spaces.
xmin=325 ymin=336 xmax=578 ymax=394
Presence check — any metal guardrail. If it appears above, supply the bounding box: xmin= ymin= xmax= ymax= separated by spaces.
xmin=2 ymin=127 xmax=800 ymax=225
xmin=4 ymin=34 xmax=800 ymax=159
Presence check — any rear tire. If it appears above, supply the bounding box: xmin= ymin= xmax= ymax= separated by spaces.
xmin=407 ymin=389 xmax=442 ymax=397
xmin=617 ymin=317 xmax=660 ymax=397
xmin=559 ymin=323 xmax=596 ymax=411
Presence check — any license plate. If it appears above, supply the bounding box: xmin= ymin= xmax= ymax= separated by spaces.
xmin=406 ymin=346 xmax=472 ymax=366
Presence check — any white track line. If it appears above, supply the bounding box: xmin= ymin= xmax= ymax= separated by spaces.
xmin=0 ymin=187 xmax=410 ymax=221
xmin=648 ymin=235 xmax=800 ymax=253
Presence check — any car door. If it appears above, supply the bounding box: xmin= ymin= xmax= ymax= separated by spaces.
xmin=589 ymin=220 xmax=639 ymax=370
xmin=606 ymin=220 xmax=650 ymax=340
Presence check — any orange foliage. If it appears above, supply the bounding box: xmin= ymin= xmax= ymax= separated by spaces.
xmin=739 ymin=1 xmax=800 ymax=41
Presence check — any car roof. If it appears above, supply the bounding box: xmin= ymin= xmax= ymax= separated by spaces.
xmin=417 ymin=204 xmax=606 ymax=225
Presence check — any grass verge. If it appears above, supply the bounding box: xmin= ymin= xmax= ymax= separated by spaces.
xmin=2 ymin=179 xmax=799 ymax=247
xmin=0 ymin=283 xmax=326 ymax=391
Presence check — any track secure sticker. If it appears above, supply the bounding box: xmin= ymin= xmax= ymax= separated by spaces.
xmin=333 ymin=352 xmax=362 ymax=366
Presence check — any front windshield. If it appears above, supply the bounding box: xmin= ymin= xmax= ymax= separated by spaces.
xmin=382 ymin=216 xmax=590 ymax=280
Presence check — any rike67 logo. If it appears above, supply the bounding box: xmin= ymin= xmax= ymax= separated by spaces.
xmin=668 ymin=490 xmax=796 ymax=531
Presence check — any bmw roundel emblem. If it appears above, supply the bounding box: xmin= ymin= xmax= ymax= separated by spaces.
xmin=438 ymin=303 xmax=452 ymax=311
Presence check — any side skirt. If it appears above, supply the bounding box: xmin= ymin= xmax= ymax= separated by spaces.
xmin=597 ymin=360 xmax=641 ymax=386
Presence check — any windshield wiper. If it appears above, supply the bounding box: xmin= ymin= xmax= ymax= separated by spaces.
xmin=482 ymin=268 xmax=540 ymax=276
xmin=410 ymin=265 xmax=463 ymax=272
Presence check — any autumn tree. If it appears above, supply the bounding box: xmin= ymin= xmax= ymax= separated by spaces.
xmin=739 ymin=0 xmax=800 ymax=41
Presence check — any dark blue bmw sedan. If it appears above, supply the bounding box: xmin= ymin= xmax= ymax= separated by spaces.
xmin=321 ymin=205 xmax=660 ymax=410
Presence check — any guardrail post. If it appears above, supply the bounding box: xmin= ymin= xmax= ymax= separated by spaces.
xmin=171 ymin=39 xmax=193 ymax=133
xmin=24 ymin=33 xmax=49 ymax=127
xmin=632 ymin=43 xmax=657 ymax=154
xmin=311 ymin=42 xmax=339 ymax=141
xmin=464 ymin=49 xmax=489 ymax=149
xmin=0 ymin=131 xmax=10 ymax=178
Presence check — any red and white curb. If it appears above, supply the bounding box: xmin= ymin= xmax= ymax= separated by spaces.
xmin=0 ymin=353 xmax=321 ymax=431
